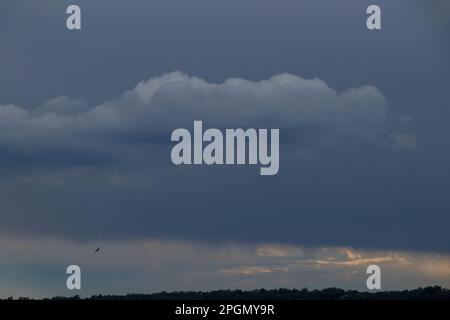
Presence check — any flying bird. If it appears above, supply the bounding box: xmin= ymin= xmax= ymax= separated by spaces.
xmin=94 ymin=247 xmax=100 ymax=253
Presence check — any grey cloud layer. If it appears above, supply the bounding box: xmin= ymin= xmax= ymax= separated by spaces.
xmin=0 ymin=0 xmax=449 ymax=295
xmin=0 ymin=71 xmax=406 ymax=172
xmin=0 ymin=72 xmax=437 ymax=254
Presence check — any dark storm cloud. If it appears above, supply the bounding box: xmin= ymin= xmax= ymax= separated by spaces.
xmin=0 ymin=0 xmax=449 ymax=254
xmin=0 ymin=71 xmax=437 ymax=254
xmin=0 ymin=71 xmax=397 ymax=166
xmin=424 ymin=0 xmax=450 ymax=26
xmin=0 ymin=71 xmax=410 ymax=175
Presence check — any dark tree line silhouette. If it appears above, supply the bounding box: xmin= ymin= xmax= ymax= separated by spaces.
xmin=3 ymin=286 xmax=450 ymax=300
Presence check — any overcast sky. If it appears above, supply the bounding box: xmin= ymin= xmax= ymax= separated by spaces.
xmin=0 ymin=0 xmax=449 ymax=297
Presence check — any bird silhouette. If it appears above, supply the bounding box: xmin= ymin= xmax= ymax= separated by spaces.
xmin=94 ymin=247 xmax=100 ymax=253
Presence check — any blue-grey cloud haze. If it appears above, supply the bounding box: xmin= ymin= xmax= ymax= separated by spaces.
xmin=0 ymin=0 xmax=449 ymax=296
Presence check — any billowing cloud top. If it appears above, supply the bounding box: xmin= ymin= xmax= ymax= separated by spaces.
xmin=0 ymin=72 xmax=408 ymax=171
